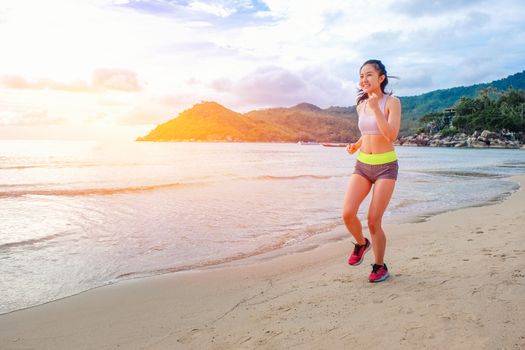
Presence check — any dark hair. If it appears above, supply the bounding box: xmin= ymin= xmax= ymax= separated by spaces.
xmin=356 ymin=59 xmax=398 ymax=105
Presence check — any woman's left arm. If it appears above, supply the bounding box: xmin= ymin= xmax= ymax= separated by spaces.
xmin=372 ymin=97 xmax=401 ymax=143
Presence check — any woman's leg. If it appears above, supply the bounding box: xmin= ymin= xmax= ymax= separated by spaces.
xmin=367 ymin=179 xmax=396 ymax=265
xmin=342 ymin=174 xmax=373 ymax=245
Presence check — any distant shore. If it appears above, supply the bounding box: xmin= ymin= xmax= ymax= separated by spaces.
xmin=397 ymin=129 xmax=524 ymax=149
xmin=136 ymin=129 xmax=525 ymax=149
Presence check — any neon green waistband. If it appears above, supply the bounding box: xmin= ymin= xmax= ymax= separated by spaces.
xmin=357 ymin=151 xmax=397 ymax=165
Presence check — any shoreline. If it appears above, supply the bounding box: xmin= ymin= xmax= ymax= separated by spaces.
xmin=136 ymin=139 xmax=525 ymax=147
xmin=1 ymin=176 xmax=524 ymax=349
xmin=0 ymin=175 xmax=519 ymax=317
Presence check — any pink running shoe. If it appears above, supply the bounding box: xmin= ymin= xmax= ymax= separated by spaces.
xmin=348 ymin=238 xmax=371 ymax=266
xmin=369 ymin=263 xmax=390 ymax=283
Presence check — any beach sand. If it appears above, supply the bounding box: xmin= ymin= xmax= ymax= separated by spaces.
xmin=1 ymin=176 xmax=524 ymax=350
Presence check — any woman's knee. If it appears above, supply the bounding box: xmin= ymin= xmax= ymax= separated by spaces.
xmin=342 ymin=209 xmax=358 ymax=223
xmin=367 ymin=215 xmax=382 ymax=232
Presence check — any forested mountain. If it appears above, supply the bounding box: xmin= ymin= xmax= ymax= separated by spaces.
xmin=400 ymin=70 xmax=525 ymax=131
xmin=137 ymin=101 xmax=359 ymax=142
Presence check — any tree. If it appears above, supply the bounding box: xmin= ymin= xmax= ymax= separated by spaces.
xmin=450 ymin=88 xmax=525 ymax=134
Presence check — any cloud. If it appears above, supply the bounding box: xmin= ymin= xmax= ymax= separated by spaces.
xmin=455 ymin=55 xmax=502 ymax=86
xmin=1 ymin=69 xmax=141 ymax=92
xmin=119 ymin=93 xmax=201 ymax=125
xmin=392 ymin=0 xmax=485 ymax=16
xmin=188 ymin=1 xmax=237 ymax=17
xmin=233 ymin=66 xmax=305 ymax=106
xmin=0 ymin=109 xmax=65 ymax=126
xmin=460 ymin=11 xmax=491 ymax=29
xmin=208 ymin=65 xmax=357 ymax=108
xmin=390 ymin=70 xmax=434 ymax=96
xmin=348 ymin=5 xmax=522 ymax=94
xmin=1 ymin=75 xmax=32 ymax=89
xmin=93 ymin=69 xmax=141 ymax=92
xmin=159 ymin=41 xmax=240 ymax=58
xmin=116 ymin=0 xmax=180 ymax=15
xmin=119 ymin=105 xmax=172 ymax=125
xmin=1 ymin=75 xmax=92 ymax=92
xmin=117 ymin=0 xmax=271 ymax=24
xmin=0 ymin=7 xmax=11 ymax=24
xmin=210 ymin=78 xmax=234 ymax=92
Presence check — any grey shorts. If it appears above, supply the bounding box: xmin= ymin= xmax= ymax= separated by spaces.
xmin=353 ymin=160 xmax=399 ymax=183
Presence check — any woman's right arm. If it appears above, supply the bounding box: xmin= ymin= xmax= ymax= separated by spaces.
xmin=346 ymin=102 xmax=363 ymax=154
xmin=347 ymin=136 xmax=362 ymax=154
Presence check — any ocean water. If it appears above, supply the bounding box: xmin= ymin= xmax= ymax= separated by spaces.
xmin=1 ymin=140 xmax=524 ymax=314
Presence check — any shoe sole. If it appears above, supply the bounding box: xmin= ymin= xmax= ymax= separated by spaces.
xmin=348 ymin=242 xmax=371 ymax=266
xmin=369 ymin=271 xmax=390 ymax=283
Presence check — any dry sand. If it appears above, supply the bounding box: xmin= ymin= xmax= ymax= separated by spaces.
xmin=1 ymin=176 xmax=525 ymax=350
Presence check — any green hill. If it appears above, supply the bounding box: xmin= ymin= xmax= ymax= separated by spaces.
xmin=138 ymin=102 xmax=360 ymax=143
xmin=244 ymin=103 xmax=359 ymax=142
xmin=400 ymin=70 xmax=525 ymax=132
xmin=137 ymin=101 xmax=294 ymax=142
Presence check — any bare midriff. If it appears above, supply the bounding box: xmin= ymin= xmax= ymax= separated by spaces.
xmin=360 ymin=134 xmax=395 ymax=154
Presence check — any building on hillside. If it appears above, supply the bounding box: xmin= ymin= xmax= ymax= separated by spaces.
xmin=443 ymin=108 xmax=456 ymax=127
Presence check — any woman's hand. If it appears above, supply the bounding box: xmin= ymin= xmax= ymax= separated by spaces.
xmin=346 ymin=143 xmax=359 ymax=155
xmin=368 ymin=92 xmax=381 ymax=112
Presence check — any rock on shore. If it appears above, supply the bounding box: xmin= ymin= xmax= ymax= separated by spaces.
xmin=397 ymin=130 xmax=523 ymax=149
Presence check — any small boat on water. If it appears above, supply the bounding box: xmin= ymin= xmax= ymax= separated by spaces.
xmin=297 ymin=141 xmax=319 ymax=145
xmin=320 ymin=142 xmax=348 ymax=147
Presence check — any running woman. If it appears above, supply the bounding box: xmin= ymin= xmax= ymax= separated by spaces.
xmin=342 ymin=59 xmax=401 ymax=283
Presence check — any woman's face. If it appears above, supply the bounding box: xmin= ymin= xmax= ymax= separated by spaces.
xmin=359 ymin=64 xmax=385 ymax=93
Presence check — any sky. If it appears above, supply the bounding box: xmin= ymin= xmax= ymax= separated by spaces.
xmin=0 ymin=0 xmax=524 ymax=140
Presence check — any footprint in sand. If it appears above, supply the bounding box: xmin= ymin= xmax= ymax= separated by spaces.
xmin=512 ymin=270 xmax=524 ymax=278
xmin=492 ymin=253 xmax=508 ymax=261
xmin=239 ymin=336 xmax=252 ymax=345
xmin=256 ymin=330 xmax=283 ymax=346
xmin=481 ymin=248 xmax=492 ymax=256
xmin=277 ymin=305 xmax=292 ymax=312
xmin=388 ymin=293 xmax=400 ymax=300
xmin=177 ymin=328 xmax=202 ymax=345
xmin=399 ymin=306 xmax=414 ymax=315
xmin=334 ymin=276 xmax=353 ymax=283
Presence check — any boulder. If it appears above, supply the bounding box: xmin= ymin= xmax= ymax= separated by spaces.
xmin=399 ymin=130 xmax=522 ymax=148
xmin=472 ymin=141 xmax=488 ymax=148
xmin=480 ymin=130 xmax=499 ymax=140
